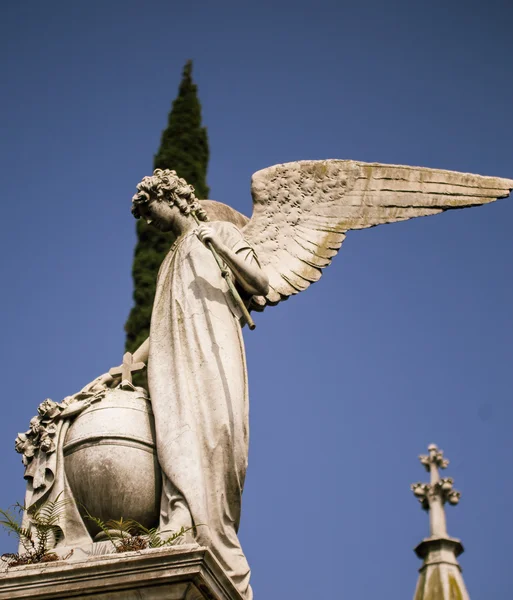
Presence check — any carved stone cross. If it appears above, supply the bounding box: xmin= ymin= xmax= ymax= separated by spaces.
xmin=109 ymin=352 xmax=145 ymax=387
xmin=411 ymin=444 xmax=461 ymax=538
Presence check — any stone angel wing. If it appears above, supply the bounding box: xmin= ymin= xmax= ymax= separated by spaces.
xmin=242 ymin=160 xmax=513 ymax=309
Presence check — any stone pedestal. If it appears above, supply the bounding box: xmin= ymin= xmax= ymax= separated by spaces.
xmin=0 ymin=545 xmax=244 ymax=600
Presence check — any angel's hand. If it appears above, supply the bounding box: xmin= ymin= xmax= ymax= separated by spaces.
xmin=196 ymin=225 xmax=223 ymax=252
xmin=80 ymin=371 xmax=120 ymax=394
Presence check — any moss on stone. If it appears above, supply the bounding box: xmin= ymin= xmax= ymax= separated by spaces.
xmin=423 ymin=568 xmax=444 ymax=600
xmin=414 ymin=571 xmax=426 ymax=600
xmin=449 ymin=573 xmax=464 ymax=600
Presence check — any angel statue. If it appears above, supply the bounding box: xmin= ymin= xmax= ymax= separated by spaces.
xmin=16 ymin=161 xmax=512 ymax=599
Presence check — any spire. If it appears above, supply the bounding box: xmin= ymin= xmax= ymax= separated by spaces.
xmin=411 ymin=444 xmax=470 ymax=600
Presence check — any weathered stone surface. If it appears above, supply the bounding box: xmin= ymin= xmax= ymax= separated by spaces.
xmin=108 ymin=351 xmax=145 ymax=386
xmin=411 ymin=445 xmax=470 ymax=599
xmin=63 ymin=387 xmax=161 ymax=538
xmin=15 ymin=164 xmax=511 ymax=600
xmin=414 ymin=538 xmax=469 ymax=600
xmin=0 ymin=545 xmax=244 ymax=600
xmin=246 ymin=160 xmax=513 ymax=307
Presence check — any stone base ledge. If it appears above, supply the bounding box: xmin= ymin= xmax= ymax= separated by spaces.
xmin=414 ymin=536 xmax=464 ymax=569
xmin=0 ymin=544 xmax=244 ymax=599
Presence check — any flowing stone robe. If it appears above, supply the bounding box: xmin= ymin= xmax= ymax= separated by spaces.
xmin=148 ymin=221 xmax=257 ymax=600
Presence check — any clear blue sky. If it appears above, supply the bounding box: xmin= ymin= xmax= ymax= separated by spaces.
xmin=1 ymin=1 xmax=512 ymax=597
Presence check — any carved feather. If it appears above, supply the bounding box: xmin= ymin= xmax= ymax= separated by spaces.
xmin=243 ymin=160 xmax=513 ymax=309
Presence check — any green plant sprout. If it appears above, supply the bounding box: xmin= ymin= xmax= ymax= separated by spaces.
xmin=0 ymin=495 xmax=203 ymax=567
xmin=0 ymin=495 xmax=71 ymax=567
xmin=83 ymin=510 xmax=202 ymax=553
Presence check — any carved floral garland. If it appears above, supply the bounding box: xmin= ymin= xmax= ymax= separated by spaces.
xmin=15 ymin=391 xmax=106 ymax=466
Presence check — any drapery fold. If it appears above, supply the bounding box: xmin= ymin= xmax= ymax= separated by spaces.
xmin=149 ymin=222 xmax=255 ymax=599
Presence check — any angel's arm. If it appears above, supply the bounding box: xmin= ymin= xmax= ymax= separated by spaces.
xmin=196 ymin=224 xmax=269 ymax=296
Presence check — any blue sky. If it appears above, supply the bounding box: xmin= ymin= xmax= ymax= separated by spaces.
xmin=1 ymin=1 xmax=512 ymax=597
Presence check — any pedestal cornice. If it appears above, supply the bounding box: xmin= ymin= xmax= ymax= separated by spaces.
xmin=0 ymin=544 xmax=244 ymax=600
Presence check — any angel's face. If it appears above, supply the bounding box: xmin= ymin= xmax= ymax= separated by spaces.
xmin=138 ymin=200 xmax=180 ymax=232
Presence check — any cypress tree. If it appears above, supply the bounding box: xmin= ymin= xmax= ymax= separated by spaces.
xmin=124 ymin=60 xmax=209 ymax=354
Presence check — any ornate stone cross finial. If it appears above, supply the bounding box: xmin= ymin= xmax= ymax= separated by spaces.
xmin=109 ymin=352 xmax=145 ymax=389
xmin=411 ymin=444 xmax=461 ymax=538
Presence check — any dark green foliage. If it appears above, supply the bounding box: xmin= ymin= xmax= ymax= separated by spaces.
xmin=153 ymin=60 xmax=209 ymax=199
xmin=124 ymin=60 xmax=209 ymax=356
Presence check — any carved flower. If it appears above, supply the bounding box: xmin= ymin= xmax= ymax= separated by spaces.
xmin=39 ymin=435 xmax=56 ymax=454
xmin=37 ymin=399 xmax=60 ymax=419
xmin=16 ymin=396 xmax=68 ymax=465
xmin=29 ymin=416 xmax=42 ymax=436
xmin=15 ymin=434 xmax=37 ymax=465
xmin=15 ymin=433 xmax=28 ymax=454
xmin=39 ymin=420 xmax=58 ymax=454
xmin=41 ymin=423 xmax=58 ymax=437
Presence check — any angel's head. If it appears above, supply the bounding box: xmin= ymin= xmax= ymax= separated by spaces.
xmin=131 ymin=169 xmax=208 ymax=227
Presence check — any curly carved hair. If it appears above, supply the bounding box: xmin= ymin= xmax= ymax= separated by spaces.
xmin=131 ymin=169 xmax=208 ymax=222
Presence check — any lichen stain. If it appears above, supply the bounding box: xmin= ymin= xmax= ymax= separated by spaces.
xmin=311 ymin=162 xmax=329 ymax=179
xmin=414 ymin=571 xmax=426 ymax=600
xmin=423 ymin=568 xmax=444 ymax=600
xmin=449 ymin=573 xmax=464 ymax=600
xmin=363 ymin=164 xmax=374 ymax=179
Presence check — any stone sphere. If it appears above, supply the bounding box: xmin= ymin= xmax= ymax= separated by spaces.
xmin=63 ymin=386 xmax=161 ymax=539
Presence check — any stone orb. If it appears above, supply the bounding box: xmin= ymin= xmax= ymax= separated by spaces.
xmin=63 ymin=387 xmax=161 ymax=539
